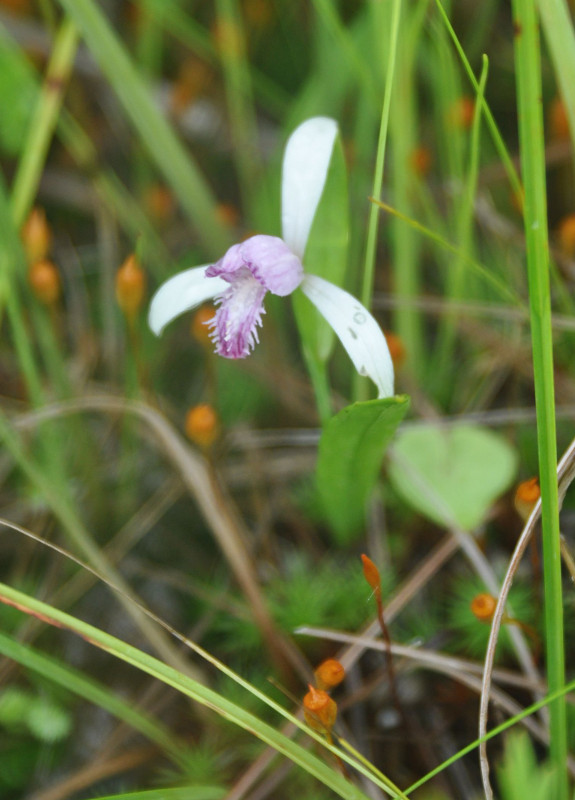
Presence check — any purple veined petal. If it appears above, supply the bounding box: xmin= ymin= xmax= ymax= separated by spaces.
xmin=148 ymin=265 xmax=228 ymax=336
xmin=281 ymin=117 xmax=338 ymax=259
xmin=300 ymin=274 xmax=395 ymax=399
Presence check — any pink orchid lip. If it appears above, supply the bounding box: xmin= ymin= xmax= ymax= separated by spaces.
xmin=206 ymin=235 xmax=303 ymax=295
xmin=205 ymin=234 xmax=304 ymax=359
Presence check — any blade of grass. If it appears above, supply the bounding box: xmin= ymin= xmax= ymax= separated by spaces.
xmin=0 ymin=580 xmax=396 ymax=800
xmin=354 ymin=0 xmax=401 ymax=402
xmin=434 ymin=0 xmax=522 ymax=198
xmin=404 ymin=675 xmax=575 ymax=795
xmin=141 ymin=0 xmax=289 ymax=118
xmin=54 ymin=0 xmax=232 ymax=258
xmin=0 ymin=631 xmax=190 ymax=768
xmin=370 ymin=198 xmax=524 ymax=308
xmin=536 ymin=0 xmax=575 ymax=159
xmin=215 ymin=0 xmax=261 ymax=214
xmin=509 ymin=2 xmax=567 ymax=798
xmin=389 ymin=0 xmax=430 ymax=381
xmin=10 ymin=16 xmax=79 ymax=226
xmin=433 ymin=55 xmax=489 ymax=397
xmin=0 ymin=410 xmax=203 ymax=683
xmin=86 ymin=790 xmax=225 ymax=800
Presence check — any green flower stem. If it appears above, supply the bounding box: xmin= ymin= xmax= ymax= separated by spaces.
xmin=355 ymin=0 xmax=401 ymax=402
xmin=511 ymin=0 xmax=567 ymax=794
xmin=11 ymin=16 xmax=79 ymax=226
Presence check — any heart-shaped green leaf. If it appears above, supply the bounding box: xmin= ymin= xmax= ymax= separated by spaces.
xmin=317 ymin=395 xmax=410 ymax=542
xmin=388 ymin=424 xmax=518 ymax=530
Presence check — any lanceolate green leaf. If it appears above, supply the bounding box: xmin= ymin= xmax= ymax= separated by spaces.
xmin=0 ymin=582 xmax=375 ymax=800
xmin=317 ymin=396 xmax=410 ymax=541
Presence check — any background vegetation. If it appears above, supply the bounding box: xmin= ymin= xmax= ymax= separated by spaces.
xmin=1 ymin=1 xmax=575 ymax=798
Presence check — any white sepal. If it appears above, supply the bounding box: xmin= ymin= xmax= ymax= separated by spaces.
xmin=300 ymin=274 xmax=395 ymax=399
xmin=148 ymin=266 xmax=227 ymax=336
xmin=281 ymin=117 xmax=338 ymax=259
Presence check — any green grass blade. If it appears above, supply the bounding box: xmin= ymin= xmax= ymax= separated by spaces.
xmin=511 ymin=1 xmax=567 ymax=795
xmin=11 ymin=16 xmax=78 ymax=225
xmin=54 ymin=0 xmax=232 ymax=258
xmin=0 ymin=631 xmax=189 ymax=767
xmin=0 ymin=581 xmax=385 ymax=800
xmin=434 ymin=0 xmax=522 ymax=197
xmin=537 ymin=0 xmax=575 ymax=156
xmin=86 ymin=790 xmax=225 ymax=800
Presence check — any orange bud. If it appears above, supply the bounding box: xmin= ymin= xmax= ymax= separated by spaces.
xmin=384 ymin=331 xmax=406 ymax=369
xmin=215 ymin=203 xmax=240 ymax=229
xmin=243 ymin=0 xmax=273 ymax=28
xmin=470 ymin=593 xmax=497 ymax=623
xmin=116 ymin=254 xmax=146 ymax=319
xmin=191 ymin=305 xmax=216 ymax=348
xmin=314 ymin=659 xmax=345 ymax=691
xmin=22 ymin=207 xmax=52 ymax=263
xmin=409 ymin=146 xmax=432 ymax=177
xmin=0 ymin=0 xmax=32 ymax=15
xmin=28 ymin=259 xmax=60 ymax=305
xmin=514 ymin=477 xmax=540 ymax=522
xmin=449 ymin=96 xmax=475 ymax=130
xmin=169 ymin=57 xmax=212 ymax=117
xmin=558 ymin=214 xmax=575 ymax=258
xmin=144 ymin=184 xmax=175 ymax=224
xmin=185 ymin=404 xmax=220 ymax=448
xmin=361 ymin=554 xmax=381 ymax=594
xmin=303 ymin=684 xmax=337 ymax=733
xmin=548 ymin=96 xmax=570 ymax=141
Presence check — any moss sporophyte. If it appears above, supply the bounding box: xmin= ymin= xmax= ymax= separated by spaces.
xmin=148 ymin=117 xmax=395 ymax=399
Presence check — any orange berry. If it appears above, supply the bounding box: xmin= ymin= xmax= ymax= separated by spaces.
xmin=548 ymin=96 xmax=570 ymax=141
xmin=449 ymin=96 xmax=475 ymax=130
xmin=384 ymin=331 xmax=406 ymax=369
xmin=409 ymin=146 xmax=432 ymax=177
xmin=191 ymin=305 xmax=216 ymax=348
xmin=558 ymin=214 xmax=575 ymax=258
xmin=470 ymin=593 xmax=497 ymax=623
xmin=514 ymin=477 xmax=540 ymax=522
xmin=22 ymin=207 xmax=52 ymax=263
xmin=185 ymin=404 xmax=220 ymax=448
xmin=361 ymin=554 xmax=381 ymax=594
xmin=116 ymin=254 xmax=146 ymax=320
xmin=303 ymin=684 xmax=337 ymax=734
xmin=28 ymin=259 xmax=60 ymax=305
xmin=314 ymin=659 xmax=345 ymax=692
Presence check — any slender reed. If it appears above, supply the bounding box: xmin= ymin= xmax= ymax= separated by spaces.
xmin=510 ymin=1 xmax=567 ymax=796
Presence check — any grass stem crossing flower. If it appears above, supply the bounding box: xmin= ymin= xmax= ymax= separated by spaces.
xmin=149 ymin=117 xmax=394 ymax=398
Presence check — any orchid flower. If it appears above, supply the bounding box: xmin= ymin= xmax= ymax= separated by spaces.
xmin=148 ymin=117 xmax=394 ymax=398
